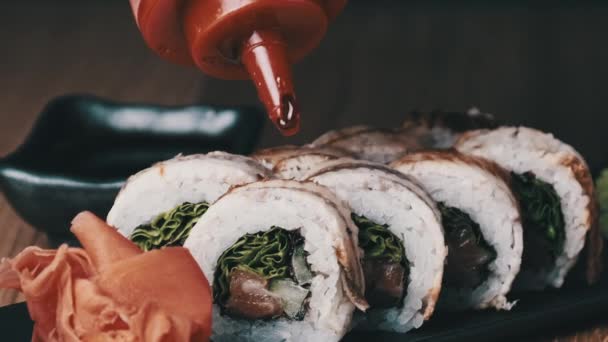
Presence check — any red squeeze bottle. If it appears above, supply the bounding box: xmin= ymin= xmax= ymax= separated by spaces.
xmin=129 ymin=0 xmax=347 ymax=136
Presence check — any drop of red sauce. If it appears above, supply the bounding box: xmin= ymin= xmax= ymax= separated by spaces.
xmin=274 ymin=95 xmax=300 ymax=136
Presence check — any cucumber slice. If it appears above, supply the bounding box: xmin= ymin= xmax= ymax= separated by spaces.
xmin=269 ymin=279 xmax=310 ymax=319
xmin=292 ymin=245 xmax=313 ymax=285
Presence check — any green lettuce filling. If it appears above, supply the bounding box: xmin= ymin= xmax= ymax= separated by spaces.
xmin=511 ymin=171 xmax=565 ymax=268
xmin=352 ymin=214 xmax=406 ymax=266
xmin=213 ymin=227 xmax=305 ymax=306
xmin=130 ymin=202 xmax=208 ymax=251
xmin=596 ymin=169 xmax=608 ymax=238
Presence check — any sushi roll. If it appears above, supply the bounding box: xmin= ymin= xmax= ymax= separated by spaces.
xmin=311 ymin=125 xmax=422 ymax=163
xmin=305 ymin=159 xmax=446 ymax=332
xmin=401 ymin=108 xmax=498 ymax=149
xmin=107 ymin=152 xmax=271 ymax=250
xmin=391 ymin=151 xmax=523 ymax=310
xmin=183 ymin=180 xmax=368 ymax=342
xmin=252 ymin=145 xmax=351 ymax=170
xmin=455 ymin=126 xmax=600 ymax=288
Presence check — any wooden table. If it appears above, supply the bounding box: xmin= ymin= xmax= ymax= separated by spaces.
xmin=1 ymin=1 xmax=607 ymax=340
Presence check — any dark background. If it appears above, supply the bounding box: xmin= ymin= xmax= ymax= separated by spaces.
xmin=1 ymin=0 xmax=607 ymax=167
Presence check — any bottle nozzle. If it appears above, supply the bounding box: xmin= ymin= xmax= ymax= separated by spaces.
xmin=241 ymin=30 xmax=301 ymax=136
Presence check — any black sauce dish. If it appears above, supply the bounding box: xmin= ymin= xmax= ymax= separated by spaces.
xmin=0 ymin=94 xmax=264 ymax=244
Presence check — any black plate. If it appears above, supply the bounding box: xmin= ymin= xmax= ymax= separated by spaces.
xmin=0 ymin=94 xmax=264 ymax=243
xmin=2 ymin=268 xmax=607 ymax=341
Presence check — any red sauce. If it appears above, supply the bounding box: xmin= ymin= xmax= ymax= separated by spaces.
xmin=129 ymin=0 xmax=347 ymax=136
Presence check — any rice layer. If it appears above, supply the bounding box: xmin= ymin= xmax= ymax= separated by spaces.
xmin=107 ymin=152 xmax=270 ymax=237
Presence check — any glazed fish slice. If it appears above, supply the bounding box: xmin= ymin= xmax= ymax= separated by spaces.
xmin=391 ymin=151 xmax=523 ymax=310
xmin=401 ymin=108 xmax=498 ymax=149
xmin=311 ymin=125 xmax=422 ymax=163
xmin=456 ymin=126 xmax=600 ymax=289
xmin=184 ymin=179 xmax=367 ymax=342
xmin=305 ymin=159 xmax=446 ymax=333
xmin=273 ymin=153 xmax=361 ymax=181
xmin=252 ymin=144 xmax=352 ymax=170
xmin=107 ymin=152 xmax=271 ymax=248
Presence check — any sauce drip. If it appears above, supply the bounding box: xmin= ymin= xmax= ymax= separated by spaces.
xmin=276 ymin=95 xmax=300 ymax=135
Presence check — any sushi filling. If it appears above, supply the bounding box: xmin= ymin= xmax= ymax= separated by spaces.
xmin=213 ymin=228 xmax=312 ymax=320
xmin=130 ymin=202 xmax=208 ymax=251
xmin=439 ymin=203 xmax=497 ymax=289
xmin=510 ymin=172 xmax=565 ymax=271
xmin=352 ymin=214 xmax=409 ymax=308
